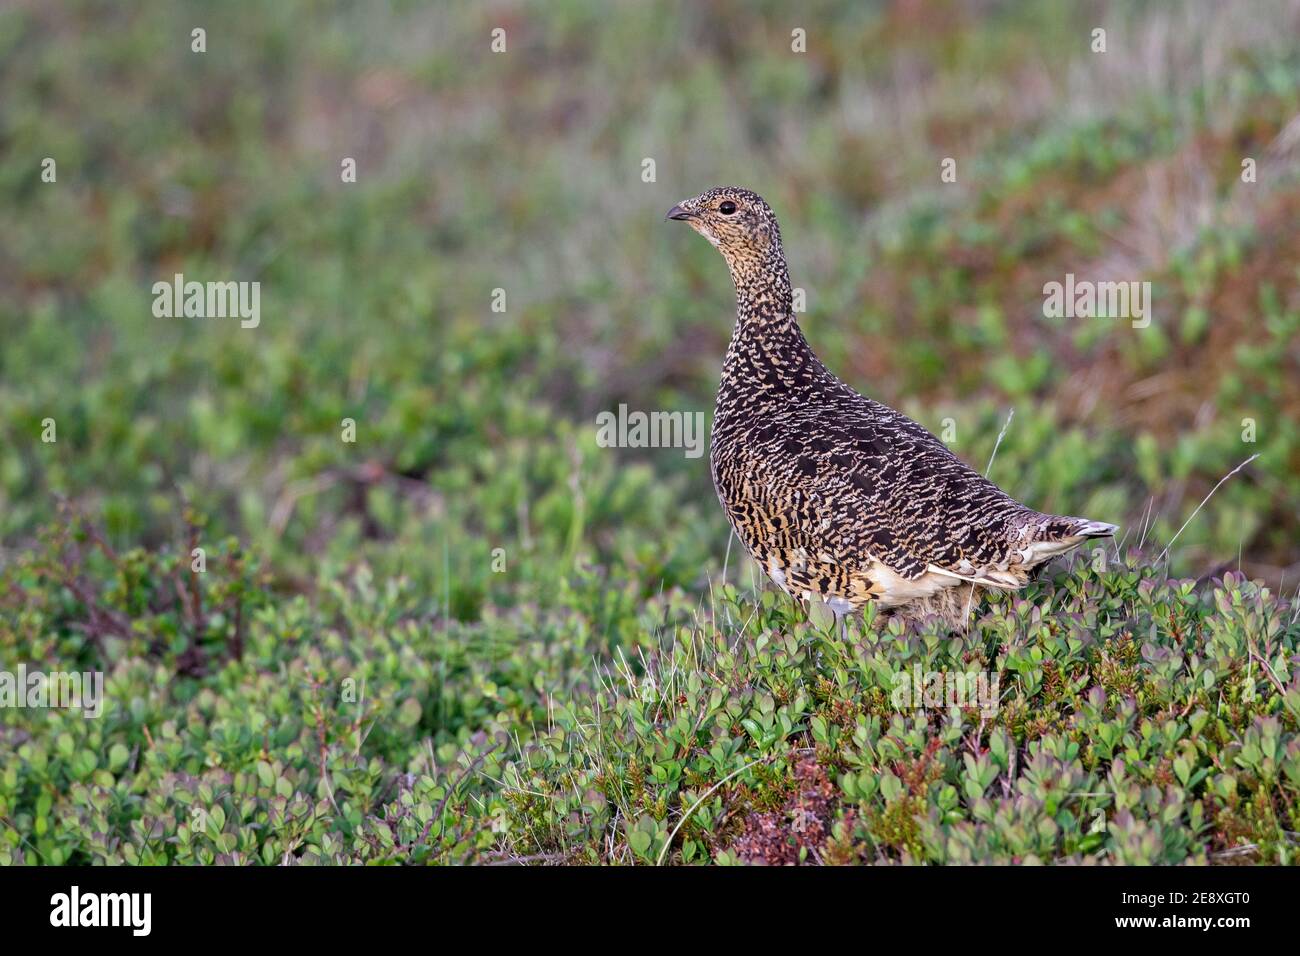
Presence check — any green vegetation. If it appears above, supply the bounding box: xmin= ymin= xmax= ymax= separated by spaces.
xmin=3 ymin=512 xmax=1298 ymax=864
xmin=1 ymin=1 xmax=1297 ymax=864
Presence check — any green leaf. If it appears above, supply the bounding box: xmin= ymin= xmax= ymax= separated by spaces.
xmin=108 ymin=743 xmax=130 ymax=771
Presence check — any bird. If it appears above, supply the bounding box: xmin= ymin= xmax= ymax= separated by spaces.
xmin=666 ymin=186 xmax=1117 ymax=635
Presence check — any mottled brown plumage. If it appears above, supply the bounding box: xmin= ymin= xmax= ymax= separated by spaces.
xmin=666 ymin=186 xmax=1117 ymax=632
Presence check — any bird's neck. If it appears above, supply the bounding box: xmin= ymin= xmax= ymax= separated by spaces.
xmin=725 ymin=247 xmax=794 ymax=332
xmin=715 ymin=249 xmax=821 ymax=430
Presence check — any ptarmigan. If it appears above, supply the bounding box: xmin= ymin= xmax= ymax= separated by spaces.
xmin=666 ymin=186 xmax=1116 ymax=634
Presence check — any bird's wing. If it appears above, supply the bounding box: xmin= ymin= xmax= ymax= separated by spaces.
xmin=757 ymin=396 xmax=1034 ymax=583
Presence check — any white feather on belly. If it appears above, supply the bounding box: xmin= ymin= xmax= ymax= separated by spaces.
xmin=870 ymin=564 xmax=963 ymax=607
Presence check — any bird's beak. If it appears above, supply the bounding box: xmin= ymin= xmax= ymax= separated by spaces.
xmin=665 ymin=203 xmax=692 ymax=222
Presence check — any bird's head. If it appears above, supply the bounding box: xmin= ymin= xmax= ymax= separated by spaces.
xmin=665 ymin=186 xmax=784 ymax=269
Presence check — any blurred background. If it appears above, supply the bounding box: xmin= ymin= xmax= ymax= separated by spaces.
xmin=2 ymin=0 xmax=1298 ymax=616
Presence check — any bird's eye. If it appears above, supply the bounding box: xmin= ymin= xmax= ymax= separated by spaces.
xmin=718 ymin=200 xmax=737 ymax=215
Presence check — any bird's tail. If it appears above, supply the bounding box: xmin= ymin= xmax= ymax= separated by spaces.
xmin=1061 ymin=517 xmax=1119 ymax=538
xmin=1018 ymin=515 xmax=1118 ymax=567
